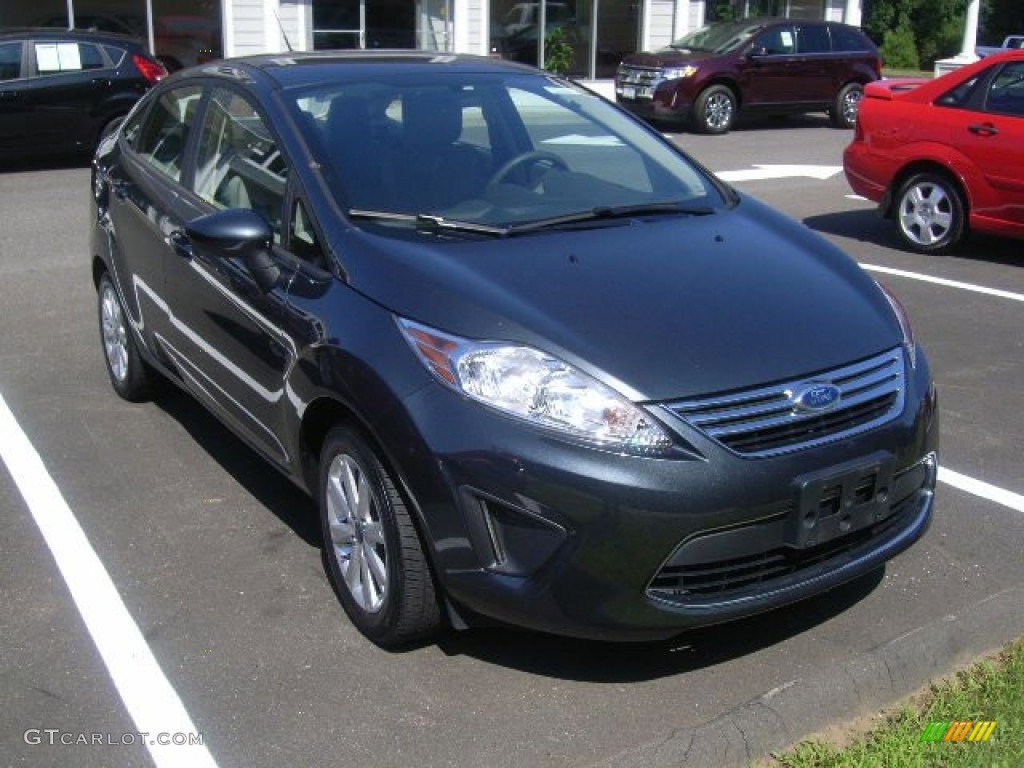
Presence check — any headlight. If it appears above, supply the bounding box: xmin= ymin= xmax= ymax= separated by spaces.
xmin=662 ymin=65 xmax=698 ymax=80
xmin=398 ymin=319 xmax=673 ymax=454
xmin=877 ymin=282 xmax=916 ymax=367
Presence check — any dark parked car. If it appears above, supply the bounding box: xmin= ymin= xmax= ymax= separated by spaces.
xmin=616 ymin=18 xmax=881 ymax=134
xmin=0 ymin=28 xmax=165 ymax=160
xmin=844 ymin=50 xmax=1024 ymax=253
xmin=91 ymin=53 xmax=937 ymax=647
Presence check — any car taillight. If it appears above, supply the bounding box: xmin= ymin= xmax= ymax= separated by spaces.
xmin=131 ymin=54 xmax=167 ymax=84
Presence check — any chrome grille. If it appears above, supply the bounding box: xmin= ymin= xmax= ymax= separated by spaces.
xmin=667 ymin=349 xmax=905 ymax=457
xmin=616 ymin=65 xmax=661 ymax=88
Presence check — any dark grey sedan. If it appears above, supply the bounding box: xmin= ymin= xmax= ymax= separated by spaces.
xmin=90 ymin=52 xmax=938 ymax=647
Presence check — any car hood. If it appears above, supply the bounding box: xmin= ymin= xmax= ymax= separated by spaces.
xmin=621 ymin=49 xmax=721 ymax=68
xmin=336 ymin=196 xmax=901 ymax=402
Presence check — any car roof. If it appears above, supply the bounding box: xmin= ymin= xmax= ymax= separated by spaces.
xmin=0 ymin=27 xmax=143 ymax=46
xmin=189 ymin=51 xmax=540 ymax=89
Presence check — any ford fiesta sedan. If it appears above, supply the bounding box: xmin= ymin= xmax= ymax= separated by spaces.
xmin=91 ymin=52 xmax=938 ymax=647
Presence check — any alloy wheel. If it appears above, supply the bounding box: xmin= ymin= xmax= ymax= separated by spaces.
xmin=899 ymin=181 xmax=954 ymax=247
xmin=100 ymin=282 xmax=129 ymax=383
xmin=704 ymin=92 xmax=734 ymax=131
xmin=325 ymin=453 xmax=388 ymax=613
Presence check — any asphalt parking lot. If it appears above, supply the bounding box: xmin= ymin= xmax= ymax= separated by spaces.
xmin=2 ymin=114 xmax=1023 ymax=768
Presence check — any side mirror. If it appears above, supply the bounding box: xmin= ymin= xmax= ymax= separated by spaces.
xmin=185 ymin=209 xmax=280 ymax=292
xmin=747 ymin=45 xmax=768 ymax=58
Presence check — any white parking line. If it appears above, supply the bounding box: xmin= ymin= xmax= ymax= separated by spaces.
xmin=862 ymin=263 xmax=1024 ymax=303
xmin=939 ymin=468 xmax=1024 ymax=514
xmin=0 ymin=394 xmax=218 ymax=768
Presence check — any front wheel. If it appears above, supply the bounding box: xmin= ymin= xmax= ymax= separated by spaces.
xmin=894 ymin=172 xmax=966 ymax=254
xmin=831 ymin=83 xmax=863 ymax=129
xmin=693 ymin=85 xmax=737 ymax=135
xmin=319 ymin=425 xmax=441 ymax=648
xmin=97 ymin=272 xmax=151 ymax=401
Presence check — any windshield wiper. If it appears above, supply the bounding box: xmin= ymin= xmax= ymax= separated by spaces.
xmin=505 ymin=202 xmax=715 ymax=234
xmin=348 ymin=209 xmax=508 ymax=237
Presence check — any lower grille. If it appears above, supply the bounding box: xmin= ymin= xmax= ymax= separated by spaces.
xmin=647 ymin=454 xmax=935 ymax=602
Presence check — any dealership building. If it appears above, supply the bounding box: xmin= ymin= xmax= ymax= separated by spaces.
xmin=2 ymin=0 xmax=865 ymax=80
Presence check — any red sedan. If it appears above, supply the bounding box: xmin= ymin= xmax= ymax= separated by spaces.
xmin=844 ymin=50 xmax=1024 ymax=253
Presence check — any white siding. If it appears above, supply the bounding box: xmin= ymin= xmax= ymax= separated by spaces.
xmin=647 ymin=0 xmax=677 ymax=50
xmin=226 ymin=0 xmax=266 ymax=57
xmin=689 ymin=1 xmax=704 ymax=32
xmin=465 ymin=0 xmax=488 ymax=55
xmin=278 ymin=0 xmax=310 ymax=50
xmin=825 ymin=0 xmax=844 ymax=22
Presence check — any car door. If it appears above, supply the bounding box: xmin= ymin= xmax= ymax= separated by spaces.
xmin=163 ymin=85 xmax=301 ymax=465
xmin=106 ymin=83 xmax=204 ymax=366
xmin=0 ymin=41 xmax=27 ymax=154
xmin=793 ymin=23 xmax=834 ymax=104
xmin=741 ymin=24 xmax=799 ymax=107
xmin=957 ymin=60 xmax=1024 ymax=231
xmin=20 ymin=39 xmax=111 ymax=151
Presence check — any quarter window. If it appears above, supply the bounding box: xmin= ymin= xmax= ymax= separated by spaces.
xmin=133 ymin=85 xmax=203 ymax=182
xmin=831 ymin=26 xmax=870 ymax=53
xmin=193 ymin=88 xmax=288 ymax=241
xmin=0 ymin=42 xmax=21 ymax=81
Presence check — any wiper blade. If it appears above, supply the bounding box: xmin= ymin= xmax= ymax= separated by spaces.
xmin=506 ymin=202 xmax=715 ymax=234
xmin=347 ymin=209 xmax=508 ymax=236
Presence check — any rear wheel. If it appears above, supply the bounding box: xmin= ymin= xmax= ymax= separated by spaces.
xmin=894 ymin=172 xmax=965 ymax=254
xmin=831 ymin=82 xmax=863 ymax=129
xmin=319 ymin=425 xmax=441 ymax=648
xmin=97 ymin=272 xmax=151 ymax=401
xmin=693 ymin=85 xmax=736 ymax=135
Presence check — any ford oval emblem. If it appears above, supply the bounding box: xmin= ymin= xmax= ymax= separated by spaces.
xmin=793 ymin=383 xmax=841 ymax=412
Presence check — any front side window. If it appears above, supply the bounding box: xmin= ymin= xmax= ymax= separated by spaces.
xmin=0 ymin=42 xmax=22 ymax=81
xmin=985 ymin=61 xmax=1024 ymax=117
xmin=193 ymin=88 xmax=287 ymax=239
xmin=290 ymin=73 xmax=722 ymax=230
xmin=754 ymin=25 xmax=796 ymax=56
xmin=133 ymin=85 xmax=203 ymax=182
xmin=33 ymin=42 xmax=105 ymax=74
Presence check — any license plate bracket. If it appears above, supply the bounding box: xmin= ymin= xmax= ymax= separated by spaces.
xmin=788 ymin=452 xmax=895 ymax=550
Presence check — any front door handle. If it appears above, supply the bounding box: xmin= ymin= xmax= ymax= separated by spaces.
xmin=968 ymin=122 xmax=999 ymax=136
xmin=0 ymin=91 xmax=17 ymax=101
xmin=168 ymin=230 xmax=193 ymax=259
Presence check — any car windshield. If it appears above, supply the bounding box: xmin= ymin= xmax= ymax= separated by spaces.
xmin=669 ymin=21 xmax=763 ymax=53
xmin=288 ymin=72 xmax=724 ymax=232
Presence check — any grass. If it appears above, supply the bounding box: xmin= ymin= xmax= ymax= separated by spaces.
xmin=769 ymin=638 xmax=1024 ymax=767
xmin=882 ymin=68 xmax=933 ymax=78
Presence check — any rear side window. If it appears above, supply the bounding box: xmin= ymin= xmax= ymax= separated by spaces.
xmin=33 ymin=42 xmax=106 ymax=74
xmin=102 ymin=45 xmax=127 ymax=67
xmin=0 ymin=42 xmax=21 ymax=81
xmin=796 ymin=25 xmax=830 ymax=55
xmin=831 ymin=26 xmax=871 ymax=53
xmin=133 ymin=85 xmax=203 ymax=182
xmin=985 ymin=61 xmax=1024 ymax=117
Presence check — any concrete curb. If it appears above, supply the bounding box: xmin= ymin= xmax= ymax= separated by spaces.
xmin=591 ymin=585 xmax=1024 ymax=767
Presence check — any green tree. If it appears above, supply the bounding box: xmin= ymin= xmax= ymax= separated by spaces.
xmin=864 ymin=0 xmax=966 ymax=68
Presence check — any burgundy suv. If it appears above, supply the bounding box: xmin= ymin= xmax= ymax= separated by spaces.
xmin=616 ymin=18 xmax=881 ymax=134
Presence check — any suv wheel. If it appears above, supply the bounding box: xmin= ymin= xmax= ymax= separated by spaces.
xmin=693 ymin=85 xmax=736 ymax=135
xmin=894 ymin=172 xmax=965 ymax=254
xmin=831 ymin=83 xmax=863 ymax=129
xmin=319 ymin=425 xmax=441 ymax=648
xmin=97 ymin=272 xmax=151 ymax=401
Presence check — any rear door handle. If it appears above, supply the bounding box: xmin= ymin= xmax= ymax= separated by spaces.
xmin=0 ymin=91 xmax=17 ymax=101
xmin=968 ymin=122 xmax=999 ymax=136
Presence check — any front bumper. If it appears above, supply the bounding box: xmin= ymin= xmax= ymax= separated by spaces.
xmin=396 ymin=346 xmax=938 ymax=641
xmin=615 ymin=80 xmax=694 ymax=124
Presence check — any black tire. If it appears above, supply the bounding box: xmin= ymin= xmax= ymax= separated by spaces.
xmin=693 ymin=85 xmax=737 ymax=135
xmin=319 ymin=425 xmax=441 ymax=648
xmin=97 ymin=272 xmax=151 ymax=401
xmin=893 ymin=172 xmax=966 ymax=254
xmin=831 ymin=82 xmax=863 ymax=129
